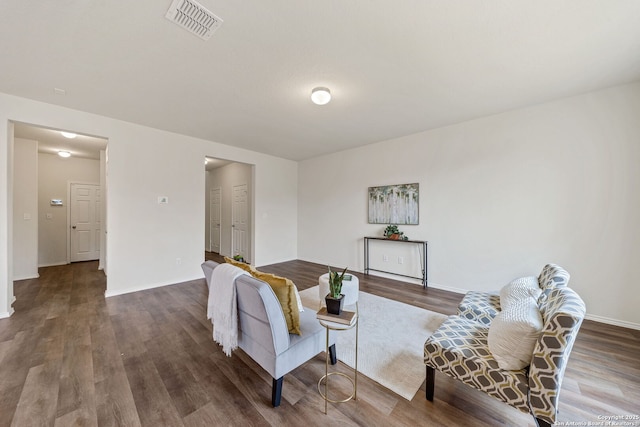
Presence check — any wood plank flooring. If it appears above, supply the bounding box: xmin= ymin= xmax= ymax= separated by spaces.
xmin=0 ymin=255 xmax=638 ymax=426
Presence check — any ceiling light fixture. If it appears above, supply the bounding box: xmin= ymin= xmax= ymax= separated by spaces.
xmin=311 ymin=87 xmax=331 ymax=105
xmin=60 ymin=131 xmax=77 ymax=139
xmin=58 ymin=151 xmax=71 ymax=158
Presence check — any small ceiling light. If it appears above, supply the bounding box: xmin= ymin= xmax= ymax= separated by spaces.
xmin=311 ymin=87 xmax=331 ymax=105
xmin=60 ymin=131 xmax=77 ymax=139
xmin=58 ymin=151 xmax=71 ymax=158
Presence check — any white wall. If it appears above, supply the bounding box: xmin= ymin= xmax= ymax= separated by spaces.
xmin=299 ymin=82 xmax=640 ymax=328
xmin=206 ymin=162 xmax=253 ymax=260
xmin=13 ymin=138 xmax=38 ymax=280
xmin=0 ymin=92 xmax=298 ymax=314
xmin=38 ymin=153 xmax=100 ymax=267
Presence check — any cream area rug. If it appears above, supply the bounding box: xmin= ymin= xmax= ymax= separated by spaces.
xmin=299 ymin=286 xmax=447 ymax=401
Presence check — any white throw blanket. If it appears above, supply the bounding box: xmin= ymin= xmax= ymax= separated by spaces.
xmin=207 ymin=263 xmax=249 ymax=356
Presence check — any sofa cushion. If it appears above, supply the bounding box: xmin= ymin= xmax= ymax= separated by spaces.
xmin=250 ymin=270 xmax=301 ymax=335
xmin=488 ymin=288 xmax=543 ymax=370
xmin=457 ymin=291 xmax=500 ymax=325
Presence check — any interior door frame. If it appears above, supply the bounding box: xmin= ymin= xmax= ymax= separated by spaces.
xmin=231 ymin=183 xmax=250 ymax=261
xmin=209 ymin=186 xmax=221 ymax=253
xmin=67 ymin=180 xmax=100 ymax=263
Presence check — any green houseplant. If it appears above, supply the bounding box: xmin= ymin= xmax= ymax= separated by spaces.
xmin=384 ymin=224 xmax=409 ymax=241
xmin=325 ymin=266 xmax=349 ymax=315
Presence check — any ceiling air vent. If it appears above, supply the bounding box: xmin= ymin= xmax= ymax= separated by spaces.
xmin=165 ymin=0 xmax=223 ymax=40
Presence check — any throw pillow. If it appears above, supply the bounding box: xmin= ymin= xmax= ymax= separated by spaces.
xmin=500 ymin=276 xmax=542 ymax=305
xmin=224 ymin=256 xmax=256 ymax=274
xmin=251 ymin=270 xmax=301 ymax=335
xmin=225 ymin=257 xmax=304 ymax=313
xmin=489 ymin=278 xmax=544 ymax=370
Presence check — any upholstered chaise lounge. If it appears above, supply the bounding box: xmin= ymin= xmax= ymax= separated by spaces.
xmin=202 ymin=260 xmax=336 ymax=407
xmin=424 ymin=265 xmax=585 ymax=427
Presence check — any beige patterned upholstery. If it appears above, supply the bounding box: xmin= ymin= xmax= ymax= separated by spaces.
xmin=456 ymin=264 xmax=571 ymax=326
xmin=538 ymin=264 xmax=570 ymax=291
xmin=425 ymin=286 xmax=585 ymax=427
xmin=457 ymin=291 xmax=501 ymax=325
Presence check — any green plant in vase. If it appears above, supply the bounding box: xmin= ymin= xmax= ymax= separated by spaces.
xmin=326 ymin=266 xmax=349 ymax=315
xmin=383 ymin=224 xmax=409 ymax=240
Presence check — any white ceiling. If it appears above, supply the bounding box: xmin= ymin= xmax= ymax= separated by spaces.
xmin=2 ymin=1 xmax=640 ymax=161
xmin=13 ymin=123 xmax=107 ymax=160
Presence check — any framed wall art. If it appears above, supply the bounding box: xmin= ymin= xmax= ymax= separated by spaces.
xmin=368 ymin=183 xmax=419 ymax=225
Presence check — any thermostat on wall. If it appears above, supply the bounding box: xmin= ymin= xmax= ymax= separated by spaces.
xmin=50 ymin=199 xmax=63 ymax=206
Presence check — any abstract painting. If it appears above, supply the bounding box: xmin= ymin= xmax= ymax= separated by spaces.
xmin=368 ymin=183 xmax=419 ymax=224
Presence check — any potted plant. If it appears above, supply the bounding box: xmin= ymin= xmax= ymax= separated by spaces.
xmin=325 ymin=266 xmax=349 ymax=315
xmin=384 ymin=224 xmax=409 ymax=241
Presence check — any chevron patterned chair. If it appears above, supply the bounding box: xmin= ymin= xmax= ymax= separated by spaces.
xmin=424 ymin=284 xmax=585 ymax=427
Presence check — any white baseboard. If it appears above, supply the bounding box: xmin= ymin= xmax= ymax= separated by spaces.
xmin=0 ymin=308 xmax=14 ymax=319
xmin=427 ymin=282 xmax=467 ymax=295
xmin=105 ymin=275 xmax=203 ymax=298
xmin=38 ymin=262 xmax=68 ymax=268
xmin=13 ymin=273 xmax=40 ymax=281
xmin=585 ymin=313 xmax=640 ymax=331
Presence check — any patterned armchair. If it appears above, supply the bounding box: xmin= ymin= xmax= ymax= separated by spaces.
xmin=424 ymin=286 xmax=585 ymax=427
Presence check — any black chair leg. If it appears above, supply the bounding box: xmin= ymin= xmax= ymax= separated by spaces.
xmin=425 ymin=365 xmax=435 ymax=401
xmin=534 ymin=417 xmax=551 ymax=427
xmin=329 ymin=344 xmax=337 ymax=365
xmin=272 ymin=377 xmax=283 ymax=407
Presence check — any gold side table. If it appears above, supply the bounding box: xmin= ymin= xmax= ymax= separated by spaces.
xmin=317 ymin=305 xmax=358 ymax=414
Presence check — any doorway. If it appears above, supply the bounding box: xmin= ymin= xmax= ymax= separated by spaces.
xmin=12 ymin=122 xmax=107 ymax=276
xmin=69 ymin=182 xmax=101 ymax=262
xmin=205 ymin=157 xmax=253 ymax=262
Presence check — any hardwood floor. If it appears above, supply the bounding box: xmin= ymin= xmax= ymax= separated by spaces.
xmin=1 ymin=256 xmax=638 ymax=426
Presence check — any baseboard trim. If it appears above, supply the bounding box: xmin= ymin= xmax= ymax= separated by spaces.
xmin=13 ymin=273 xmax=40 ymax=281
xmin=0 ymin=308 xmax=14 ymax=319
xmin=38 ymin=262 xmax=68 ymax=268
xmin=585 ymin=313 xmax=640 ymax=331
xmin=105 ymin=275 xmax=203 ymax=298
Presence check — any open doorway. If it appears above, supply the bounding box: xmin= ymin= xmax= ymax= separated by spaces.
xmin=12 ymin=122 xmax=107 ymax=280
xmin=204 ymin=157 xmax=253 ymax=263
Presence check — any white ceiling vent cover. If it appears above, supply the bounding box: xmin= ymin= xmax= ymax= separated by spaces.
xmin=165 ymin=0 xmax=223 ymax=40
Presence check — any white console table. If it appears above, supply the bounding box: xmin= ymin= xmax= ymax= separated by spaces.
xmin=363 ymin=236 xmax=428 ymax=288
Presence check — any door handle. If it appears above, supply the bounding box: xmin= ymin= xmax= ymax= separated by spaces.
xmin=72 ymin=225 xmax=76 ymax=229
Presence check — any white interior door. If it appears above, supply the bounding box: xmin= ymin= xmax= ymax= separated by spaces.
xmin=70 ymin=183 xmax=101 ymax=262
xmin=232 ymin=184 xmax=248 ymax=260
xmin=209 ymin=187 xmax=221 ymax=253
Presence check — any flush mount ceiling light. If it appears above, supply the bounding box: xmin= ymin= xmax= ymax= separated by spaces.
xmin=311 ymin=87 xmax=331 ymax=105
xmin=58 ymin=151 xmax=71 ymax=158
xmin=60 ymin=131 xmax=77 ymax=139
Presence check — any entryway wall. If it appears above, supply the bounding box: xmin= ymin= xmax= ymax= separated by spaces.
xmin=38 ymin=153 xmax=100 ymax=267
xmin=205 ymin=161 xmax=253 ymax=261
